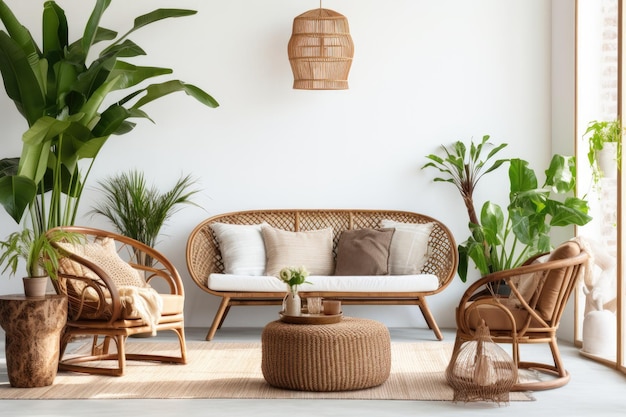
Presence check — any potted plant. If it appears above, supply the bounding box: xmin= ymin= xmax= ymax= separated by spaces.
xmin=0 ymin=0 xmax=218 ymax=288
xmin=89 ymin=169 xmax=200 ymax=265
xmin=0 ymin=0 xmax=217 ymax=388
xmin=0 ymin=226 xmax=79 ymax=297
xmin=423 ymin=135 xmax=592 ymax=282
xmin=585 ymin=119 xmax=622 ymax=185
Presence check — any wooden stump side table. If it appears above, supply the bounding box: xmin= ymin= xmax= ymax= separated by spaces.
xmin=0 ymin=294 xmax=67 ymax=388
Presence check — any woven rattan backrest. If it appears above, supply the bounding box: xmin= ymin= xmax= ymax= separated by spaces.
xmin=186 ymin=209 xmax=457 ymax=292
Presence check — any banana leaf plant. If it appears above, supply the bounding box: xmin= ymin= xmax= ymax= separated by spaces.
xmin=423 ymin=137 xmax=592 ymax=282
xmin=0 ymin=0 xmax=218 ymax=277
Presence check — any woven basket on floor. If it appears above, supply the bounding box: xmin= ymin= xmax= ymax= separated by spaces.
xmin=445 ymin=320 xmax=518 ymax=404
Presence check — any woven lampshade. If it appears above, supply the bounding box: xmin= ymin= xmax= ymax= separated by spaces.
xmin=288 ymin=8 xmax=354 ymax=90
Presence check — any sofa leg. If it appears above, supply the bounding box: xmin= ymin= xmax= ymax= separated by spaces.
xmin=206 ymin=297 xmax=231 ymax=341
xmin=418 ymin=298 xmax=443 ymax=341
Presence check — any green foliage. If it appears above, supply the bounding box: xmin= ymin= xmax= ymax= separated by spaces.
xmin=423 ymin=138 xmax=592 ymax=282
xmin=584 ymin=119 xmax=622 ymax=185
xmin=0 ymin=1 xmax=218 ymax=276
xmin=0 ymin=228 xmax=81 ymax=278
xmin=278 ymin=266 xmax=311 ymax=293
xmin=89 ymin=170 xmax=200 ymax=248
xmin=422 ymin=135 xmax=507 ymax=228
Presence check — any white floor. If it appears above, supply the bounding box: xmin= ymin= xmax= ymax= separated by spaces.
xmin=1 ymin=326 xmax=626 ymax=417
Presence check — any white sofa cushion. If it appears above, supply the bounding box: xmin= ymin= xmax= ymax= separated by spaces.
xmin=207 ymin=273 xmax=440 ymax=293
xmin=210 ymin=222 xmax=267 ymax=275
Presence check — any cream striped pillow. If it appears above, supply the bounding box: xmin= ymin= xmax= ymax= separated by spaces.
xmin=380 ymin=220 xmax=434 ymax=274
xmin=261 ymin=226 xmax=334 ymax=276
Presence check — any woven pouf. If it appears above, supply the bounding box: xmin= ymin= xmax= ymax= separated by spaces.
xmin=261 ymin=317 xmax=391 ymax=392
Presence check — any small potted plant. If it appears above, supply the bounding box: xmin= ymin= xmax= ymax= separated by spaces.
xmin=0 ymin=227 xmax=78 ymax=297
xmin=585 ymin=119 xmax=622 ymax=185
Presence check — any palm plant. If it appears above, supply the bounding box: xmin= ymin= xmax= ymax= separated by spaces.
xmin=0 ymin=1 xmax=218 ymax=277
xmin=90 ymin=170 xmax=200 ymax=250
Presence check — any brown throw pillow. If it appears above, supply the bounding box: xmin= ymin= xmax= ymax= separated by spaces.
xmin=535 ymin=241 xmax=582 ymax=320
xmin=334 ymin=228 xmax=395 ymax=276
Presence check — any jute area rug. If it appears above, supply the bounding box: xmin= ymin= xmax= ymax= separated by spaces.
xmin=0 ymin=341 xmax=534 ymax=401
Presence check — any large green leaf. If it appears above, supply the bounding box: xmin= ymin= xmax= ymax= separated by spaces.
xmin=549 ymin=197 xmax=592 ymax=226
xmin=66 ymin=26 xmax=116 ymax=64
xmin=0 ymin=174 xmax=36 ymax=223
xmin=78 ymin=75 xmax=124 ymax=127
xmin=18 ymin=116 xmax=71 ymax=183
xmin=129 ymin=80 xmax=219 ymax=109
xmin=0 ymin=0 xmax=40 ymax=59
xmin=0 ymin=31 xmax=45 ymax=125
xmin=0 ymin=157 xmax=18 ymax=176
xmin=102 ymin=8 xmax=197 ymax=56
xmin=544 ymin=154 xmax=576 ymax=193
xmin=93 ymin=105 xmax=148 ymax=136
xmin=42 ymin=1 xmax=68 ymax=58
xmin=110 ymin=61 xmax=172 ymax=89
xmin=80 ymin=0 xmax=111 ymax=63
xmin=509 ymin=158 xmax=537 ymax=193
xmin=480 ymin=201 xmax=504 ymax=247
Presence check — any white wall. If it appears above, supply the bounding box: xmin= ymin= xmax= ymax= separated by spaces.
xmin=0 ymin=1 xmax=574 ymax=334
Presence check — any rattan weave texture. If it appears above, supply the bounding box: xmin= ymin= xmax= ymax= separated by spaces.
xmin=186 ymin=209 xmax=458 ymax=341
xmin=288 ymin=8 xmax=354 ymax=90
xmin=261 ymin=317 xmax=391 ymax=392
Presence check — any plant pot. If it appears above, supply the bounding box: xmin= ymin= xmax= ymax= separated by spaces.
xmin=597 ymin=143 xmax=619 ymax=180
xmin=23 ymin=276 xmax=48 ymax=298
xmin=0 ymin=294 xmax=67 ymax=387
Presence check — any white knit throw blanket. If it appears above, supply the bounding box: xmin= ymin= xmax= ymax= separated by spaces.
xmin=118 ymin=286 xmax=163 ymax=336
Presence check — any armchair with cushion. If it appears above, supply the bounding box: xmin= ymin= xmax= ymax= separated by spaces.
xmin=48 ymin=226 xmax=187 ymax=376
xmin=451 ymin=240 xmax=589 ymax=391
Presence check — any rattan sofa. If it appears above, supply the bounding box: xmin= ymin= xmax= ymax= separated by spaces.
xmin=186 ymin=209 xmax=458 ymax=341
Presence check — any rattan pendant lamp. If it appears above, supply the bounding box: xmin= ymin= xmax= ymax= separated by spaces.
xmin=287 ymin=2 xmax=354 ymax=90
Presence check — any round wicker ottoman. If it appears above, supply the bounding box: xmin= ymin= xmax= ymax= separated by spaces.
xmin=261 ymin=317 xmax=391 ymax=392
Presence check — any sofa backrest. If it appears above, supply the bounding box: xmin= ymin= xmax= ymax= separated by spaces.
xmin=186 ymin=209 xmax=457 ymax=292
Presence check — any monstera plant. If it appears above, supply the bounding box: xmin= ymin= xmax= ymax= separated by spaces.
xmin=0 ymin=0 xmax=218 ymax=280
xmin=423 ymin=136 xmax=592 ymax=282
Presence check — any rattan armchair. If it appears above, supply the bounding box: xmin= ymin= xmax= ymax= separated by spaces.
xmin=48 ymin=226 xmax=187 ymax=376
xmin=451 ymin=240 xmax=589 ymax=391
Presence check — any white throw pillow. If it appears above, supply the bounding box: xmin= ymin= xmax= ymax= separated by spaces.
xmin=380 ymin=220 xmax=434 ymax=275
xmin=210 ymin=222 xmax=267 ymax=275
xmin=261 ymin=226 xmax=334 ymax=276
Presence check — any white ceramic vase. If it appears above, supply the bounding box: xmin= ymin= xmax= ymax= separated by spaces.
xmin=283 ymin=291 xmax=301 ymax=316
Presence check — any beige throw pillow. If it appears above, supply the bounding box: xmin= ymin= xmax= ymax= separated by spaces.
xmin=58 ymin=237 xmax=146 ymax=288
xmin=262 ymin=226 xmax=334 ymax=276
xmin=210 ymin=222 xmax=268 ymax=275
xmin=380 ymin=220 xmax=434 ymax=274
xmin=334 ymin=228 xmax=395 ymax=276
